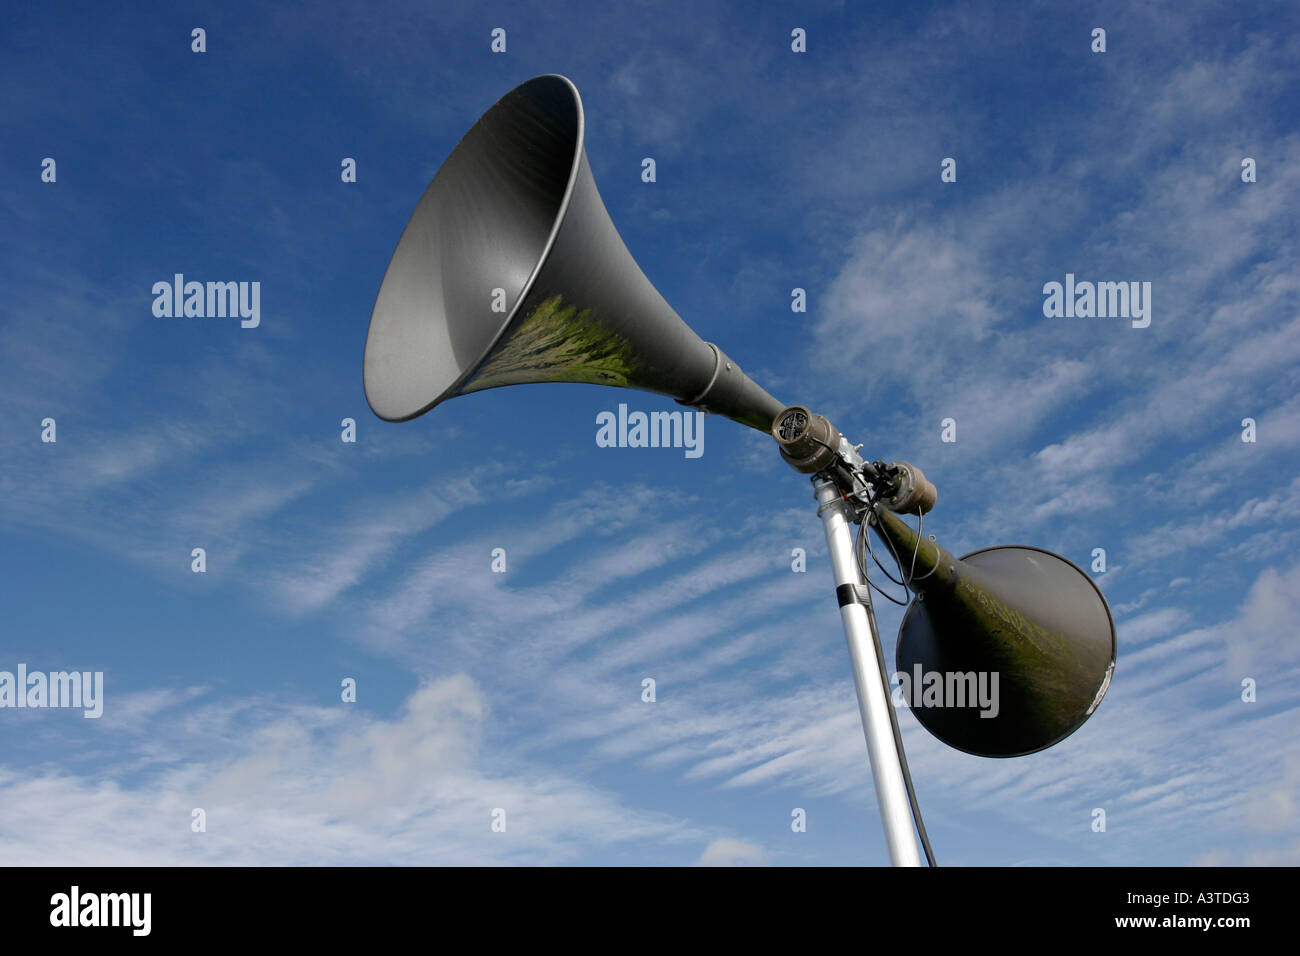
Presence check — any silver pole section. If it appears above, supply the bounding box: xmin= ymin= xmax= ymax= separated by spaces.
xmin=814 ymin=478 xmax=923 ymax=867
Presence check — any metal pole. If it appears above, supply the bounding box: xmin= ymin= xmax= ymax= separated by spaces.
xmin=814 ymin=478 xmax=923 ymax=867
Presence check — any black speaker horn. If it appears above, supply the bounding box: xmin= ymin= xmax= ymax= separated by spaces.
xmin=872 ymin=508 xmax=1116 ymax=758
xmin=363 ymin=73 xmax=784 ymax=432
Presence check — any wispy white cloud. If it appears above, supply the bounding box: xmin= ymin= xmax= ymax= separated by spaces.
xmin=696 ymin=837 xmax=768 ymax=866
xmin=0 ymin=675 xmax=705 ymax=866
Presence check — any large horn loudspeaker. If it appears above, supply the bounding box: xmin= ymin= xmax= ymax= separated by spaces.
xmin=363 ymin=74 xmax=783 ymax=432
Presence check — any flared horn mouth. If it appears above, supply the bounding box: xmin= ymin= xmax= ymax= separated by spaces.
xmin=364 ymin=74 xmax=784 ymax=432
xmin=873 ymin=508 xmax=1116 ymax=757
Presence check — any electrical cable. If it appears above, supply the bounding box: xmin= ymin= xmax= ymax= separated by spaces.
xmin=906 ymin=508 xmax=939 ymax=585
xmin=856 ymin=518 xmax=909 ymax=605
xmin=863 ymin=516 xmax=908 ymax=588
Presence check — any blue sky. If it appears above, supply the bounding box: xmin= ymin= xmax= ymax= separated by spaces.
xmin=1 ymin=0 xmax=1297 ymax=865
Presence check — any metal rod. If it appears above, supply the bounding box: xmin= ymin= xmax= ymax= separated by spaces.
xmin=814 ymin=478 xmax=923 ymax=867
